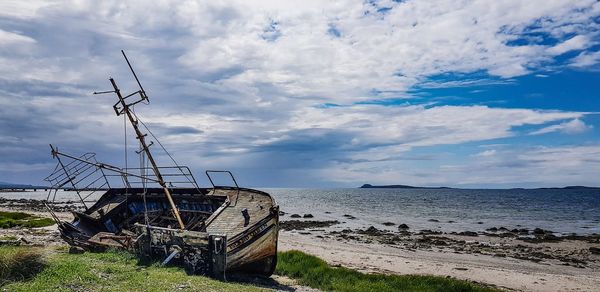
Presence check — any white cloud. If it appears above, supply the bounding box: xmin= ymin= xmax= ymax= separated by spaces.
xmin=570 ymin=51 xmax=600 ymax=68
xmin=548 ymin=35 xmax=592 ymax=55
xmin=530 ymin=118 xmax=592 ymax=135
xmin=0 ymin=0 xmax=54 ymax=20
xmin=288 ymin=105 xmax=586 ymax=148
xmin=474 ymin=149 xmax=496 ymax=157
xmin=0 ymin=29 xmax=35 ymax=45
xmin=322 ymin=144 xmax=600 ymax=187
xmin=1 ymin=0 xmax=598 ymax=102
xmin=453 ymin=145 xmax=600 ymax=186
xmin=0 ymin=0 xmax=599 ymax=186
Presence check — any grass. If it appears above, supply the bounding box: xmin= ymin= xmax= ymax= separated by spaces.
xmin=1 ymin=246 xmax=499 ymax=291
xmin=0 ymin=246 xmax=265 ymax=291
xmin=275 ymin=250 xmax=500 ymax=292
xmin=0 ymin=246 xmax=47 ymax=286
xmin=0 ymin=211 xmax=55 ymax=228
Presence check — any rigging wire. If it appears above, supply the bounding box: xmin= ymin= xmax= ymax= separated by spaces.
xmin=131 ymin=110 xmax=202 ymax=193
xmin=124 ymin=107 xmax=129 ymax=221
xmin=124 ymin=112 xmax=128 ymax=178
xmin=141 ymin=137 xmax=149 ymax=226
xmin=132 ymin=106 xmax=150 ymax=226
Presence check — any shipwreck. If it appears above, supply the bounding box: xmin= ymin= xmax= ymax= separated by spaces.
xmin=44 ymin=51 xmax=279 ymax=279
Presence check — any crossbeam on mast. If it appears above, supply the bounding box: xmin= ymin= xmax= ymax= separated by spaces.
xmin=109 ymin=77 xmax=185 ymax=229
xmin=97 ymin=51 xmax=186 ymax=230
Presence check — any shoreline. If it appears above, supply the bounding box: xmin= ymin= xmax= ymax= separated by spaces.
xmin=1 ymin=198 xmax=599 ymax=291
xmin=278 ymin=217 xmax=600 ymax=292
xmin=279 ymin=230 xmax=600 ymax=292
xmin=4 ymin=189 xmax=600 ymax=235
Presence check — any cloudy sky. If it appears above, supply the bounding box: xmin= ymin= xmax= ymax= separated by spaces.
xmin=1 ymin=0 xmax=599 ymax=188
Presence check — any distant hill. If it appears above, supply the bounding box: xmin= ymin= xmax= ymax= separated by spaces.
xmin=0 ymin=181 xmax=47 ymax=189
xmin=360 ymin=184 xmax=600 ymax=190
xmin=533 ymin=186 xmax=600 ymax=190
xmin=360 ymin=184 xmax=452 ymax=189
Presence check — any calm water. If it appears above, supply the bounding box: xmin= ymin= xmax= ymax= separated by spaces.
xmin=264 ymin=188 xmax=600 ymax=235
xmin=3 ymin=188 xmax=599 ymax=235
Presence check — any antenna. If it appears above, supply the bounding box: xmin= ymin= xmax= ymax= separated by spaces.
xmin=94 ymin=50 xmax=149 ymax=115
xmin=121 ymin=50 xmax=148 ymax=101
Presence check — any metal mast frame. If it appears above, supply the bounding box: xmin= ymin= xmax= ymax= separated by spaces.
xmin=95 ymin=50 xmax=185 ymax=229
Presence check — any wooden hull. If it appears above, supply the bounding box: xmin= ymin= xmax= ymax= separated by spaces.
xmin=52 ymin=187 xmax=279 ymax=277
xmin=227 ymin=216 xmax=278 ymax=273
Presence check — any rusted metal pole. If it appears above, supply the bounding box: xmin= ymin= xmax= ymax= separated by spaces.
xmin=109 ymin=78 xmax=185 ymax=230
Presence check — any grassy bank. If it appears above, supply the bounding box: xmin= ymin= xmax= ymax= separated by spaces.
xmin=0 ymin=211 xmax=55 ymax=228
xmin=1 ymin=246 xmax=498 ymax=291
xmin=276 ymin=250 xmax=499 ymax=292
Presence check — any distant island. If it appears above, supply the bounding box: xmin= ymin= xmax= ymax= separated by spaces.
xmin=0 ymin=181 xmax=48 ymax=189
xmin=360 ymin=184 xmax=452 ymax=189
xmin=360 ymin=184 xmax=600 ymax=190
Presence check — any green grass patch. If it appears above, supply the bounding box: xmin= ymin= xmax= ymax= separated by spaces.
xmin=0 ymin=211 xmax=55 ymax=229
xmin=276 ymin=250 xmax=499 ymax=292
xmin=1 ymin=247 xmax=266 ymax=291
xmin=1 ymin=246 xmax=500 ymax=291
xmin=0 ymin=246 xmax=47 ymax=286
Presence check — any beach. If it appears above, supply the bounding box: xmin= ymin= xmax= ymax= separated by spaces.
xmin=1 ymin=196 xmax=599 ymax=291
xmin=279 ymin=225 xmax=600 ymax=292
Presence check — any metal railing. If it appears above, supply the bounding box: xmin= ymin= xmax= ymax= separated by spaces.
xmin=44 ymin=147 xmax=201 ymax=211
xmin=205 ymin=170 xmax=240 ymax=205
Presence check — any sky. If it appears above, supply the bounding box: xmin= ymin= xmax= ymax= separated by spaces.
xmin=0 ymin=0 xmax=599 ymax=188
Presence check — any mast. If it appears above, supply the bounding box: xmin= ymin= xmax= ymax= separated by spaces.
xmin=96 ymin=51 xmax=185 ymax=230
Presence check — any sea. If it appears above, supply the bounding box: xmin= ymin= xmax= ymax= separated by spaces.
xmin=265 ymin=188 xmax=600 ymax=235
xmin=2 ymin=187 xmax=599 ymax=235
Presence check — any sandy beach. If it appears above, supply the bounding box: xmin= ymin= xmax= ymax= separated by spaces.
xmin=279 ymin=230 xmax=600 ymax=292
xmin=1 ymin=198 xmax=599 ymax=292
xmin=275 ymin=208 xmax=600 ymax=292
